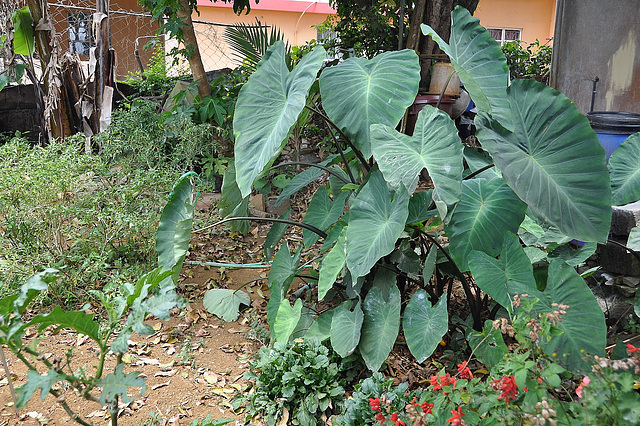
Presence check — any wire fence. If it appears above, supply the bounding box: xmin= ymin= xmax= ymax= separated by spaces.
xmin=3 ymin=0 xmax=239 ymax=80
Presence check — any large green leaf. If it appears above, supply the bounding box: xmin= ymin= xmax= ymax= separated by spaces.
xmin=219 ymin=160 xmax=249 ymax=234
xmin=303 ymin=186 xmax=349 ymax=248
xmin=273 ymin=299 xmax=303 ymax=343
xmin=445 ymin=178 xmax=527 ymax=271
xmin=346 ymin=169 xmax=410 ymax=279
xmin=28 ymin=306 xmax=101 ymax=344
xmin=233 ymin=42 xmax=325 ymax=197
xmin=466 ymin=320 xmax=508 ymax=368
xmin=468 ymin=232 xmax=536 ymax=314
xmin=319 ymin=49 xmax=420 ymax=159
xmin=305 ymin=309 xmax=334 ymax=342
xmin=476 ymin=79 xmax=611 ymax=243
xmin=506 ymin=260 xmax=606 ymax=372
xmin=402 ymin=291 xmax=448 ymax=363
xmin=318 ymin=228 xmax=347 ymax=300
xmin=264 ymin=207 xmax=291 ymax=260
xmin=203 ymin=289 xmax=251 ymax=322
xmin=330 ymin=300 xmax=363 ymax=357
xmin=360 ymin=284 xmax=401 ymax=371
xmin=157 ymin=173 xmax=196 ymax=281
xmin=96 ymin=364 xmax=147 ymax=405
xmin=16 ymin=369 xmax=65 ymax=408
xmin=371 ymin=106 xmax=463 ymax=211
xmin=266 ymin=243 xmax=301 ymax=329
xmin=0 ymin=64 xmax=27 ymax=92
xmin=608 ymin=132 xmax=640 ymax=206
xmin=421 ymin=6 xmax=511 ymax=128
xmin=12 ymin=6 xmax=34 ymax=56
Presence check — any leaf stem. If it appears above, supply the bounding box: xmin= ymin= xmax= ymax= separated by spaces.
xmin=268 ymin=162 xmax=351 ymax=185
xmin=195 ymin=217 xmax=327 ymax=239
xmin=305 ymin=105 xmax=370 ymax=172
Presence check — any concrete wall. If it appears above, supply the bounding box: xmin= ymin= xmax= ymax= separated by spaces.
xmin=550 ymin=0 xmax=640 ymax=113
xmin=474 ymin=0 xmax=556 ymax=45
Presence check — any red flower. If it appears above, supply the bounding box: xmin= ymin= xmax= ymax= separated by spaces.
xmin=447 ymin=406 xmax=465 ymax=425
xmin=390 ymin=412 xmax=405 ymax=426
xmin=627 ymin=343 xmax=640 ymax=354
xmin=421 ymin=401 xmax=434 ymax=415
xmin=375 ymin=411 xmax=386 ymax=423
xmin=369 ymin=397 xmax=381 ymax=411
xmin=457 ymin=361 xmax=473 ymax=379
xmin=429 ymin=373 xmax=457 ymax=394
xmin=491 ymin=374 xmax=519 ymax=403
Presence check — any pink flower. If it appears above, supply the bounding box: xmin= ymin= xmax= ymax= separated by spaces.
xmin=576 ymin=376 xmax=590 ymax=398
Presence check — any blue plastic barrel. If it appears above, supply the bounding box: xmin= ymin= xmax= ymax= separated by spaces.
xmin=587 ymin=112 xmax=640 ymax=161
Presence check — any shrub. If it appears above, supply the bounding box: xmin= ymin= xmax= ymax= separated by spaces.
xmin=243 ymin=338 xmax=347 ymax=425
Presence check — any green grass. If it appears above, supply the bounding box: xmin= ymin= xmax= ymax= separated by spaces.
xmin=0 ymin=134 xmax=181 ymax=308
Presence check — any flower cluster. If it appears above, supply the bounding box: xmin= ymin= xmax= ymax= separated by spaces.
xmin=490 ymin=374 xmax=519 ymax=403
xmin=429 ymin=372 xmax=457 ymax=394
xmin=369 ymin=396 xmax=405 ymax=426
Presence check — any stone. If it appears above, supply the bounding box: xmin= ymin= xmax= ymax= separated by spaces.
xmin=266 ymin=197 xmax=291 ymax=217
xmin=249 ymin=194 xmax=265 ymax=212
xmin=596 ymin=237 xmax=640 ymax=276
xmin=611 ymin=200 xmax=640 ymax=236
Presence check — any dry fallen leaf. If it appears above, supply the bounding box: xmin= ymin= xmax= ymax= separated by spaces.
xmin=151 ymin=380 xmax=171 ymax=390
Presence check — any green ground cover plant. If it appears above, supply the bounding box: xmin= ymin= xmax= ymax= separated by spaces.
xmin=0 ymin=134 xmax=180 ymax=306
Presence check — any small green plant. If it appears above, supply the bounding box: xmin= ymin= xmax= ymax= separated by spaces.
xmin=241 ymin=338 xmax=347 ymax=425
xmin=0 ymin=173 xmax=197 ymax=425
xmin=123 ymin=40 xmax=181 ymax=98
xmin=501 ymin=39 xmax=552 ymax=83
xmin=186 ymin=414 xmax=234 ymax=426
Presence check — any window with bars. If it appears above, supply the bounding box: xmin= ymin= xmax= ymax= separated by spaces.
xmin=488 ymin=28 xmax=521 ymax=45
xmin=68 ymin=12 xmax=93 ymax=56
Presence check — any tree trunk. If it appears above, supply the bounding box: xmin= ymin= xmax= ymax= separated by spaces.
xmin=177 ymin=0 xmax=211 ymax=99
xmin=418 ymin=0 xmax=480 ymax=91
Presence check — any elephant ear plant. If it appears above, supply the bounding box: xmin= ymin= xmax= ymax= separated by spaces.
xmin=0 ymin=173 xmax=197 ymax=425
xmin=210 ymin=6 xmax=635 ymax=374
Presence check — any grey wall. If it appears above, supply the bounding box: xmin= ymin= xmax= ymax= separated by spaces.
xmin=550 ymin=0 xmax=640 ymax=114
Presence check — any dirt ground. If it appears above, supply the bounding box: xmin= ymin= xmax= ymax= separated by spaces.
xmin=0 ymin=193 xmax=273 ymax=426
xmin=0 ymin=267 xmax=268 ymax=426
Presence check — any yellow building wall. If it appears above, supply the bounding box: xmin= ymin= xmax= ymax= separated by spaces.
xmin=474 ymin=0 xmax=556 ymax=45
xmin=192 ymin=6 xmax=332 ymax=71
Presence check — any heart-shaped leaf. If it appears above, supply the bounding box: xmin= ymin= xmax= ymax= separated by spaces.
xmin=203 ymin=289 xmax=251 ymax=322
xmin=330 ymin=300 xmax=363 ymax=357
xmin=303 ymin=186 xmax=349 ymax=248
xmin=320 ymin=49 xmax=420 ymax=159
xmin=477 ymin=79 xmax=611 ymax=243
xmin=233 ymin=42 xmax=325 ymax=197
xmin=371 ymin=106 xmax=463 ymax=211
xmin=446 ymin=178 xmax=527 ymax=271
xmin=318 ymin=228 xmax=347 ymax=300
xmin=360 ymin=284 xmax=401 ymax=371
xmin=608 ymin=132 xmax=640 ymax=206
xmin=156 ymin=173 xmax=196 ymax=281
xmin=468 ymin=232 xmax=536 ymax=314
xmin=422 ymin=6 xmax=511 ymax=128
xmin=506 ymin=260 xmax=606 ymax=372
xmin=273 ymin=299 xmax=303 ymax=343
xmin=403 ymin=291 xmax=448 ymax=363
xmin=346 ymin=169 xmax=410 ymax=279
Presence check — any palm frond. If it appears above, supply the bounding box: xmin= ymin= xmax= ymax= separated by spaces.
xmin=223 ymin=18 xmax=290 ymax=70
